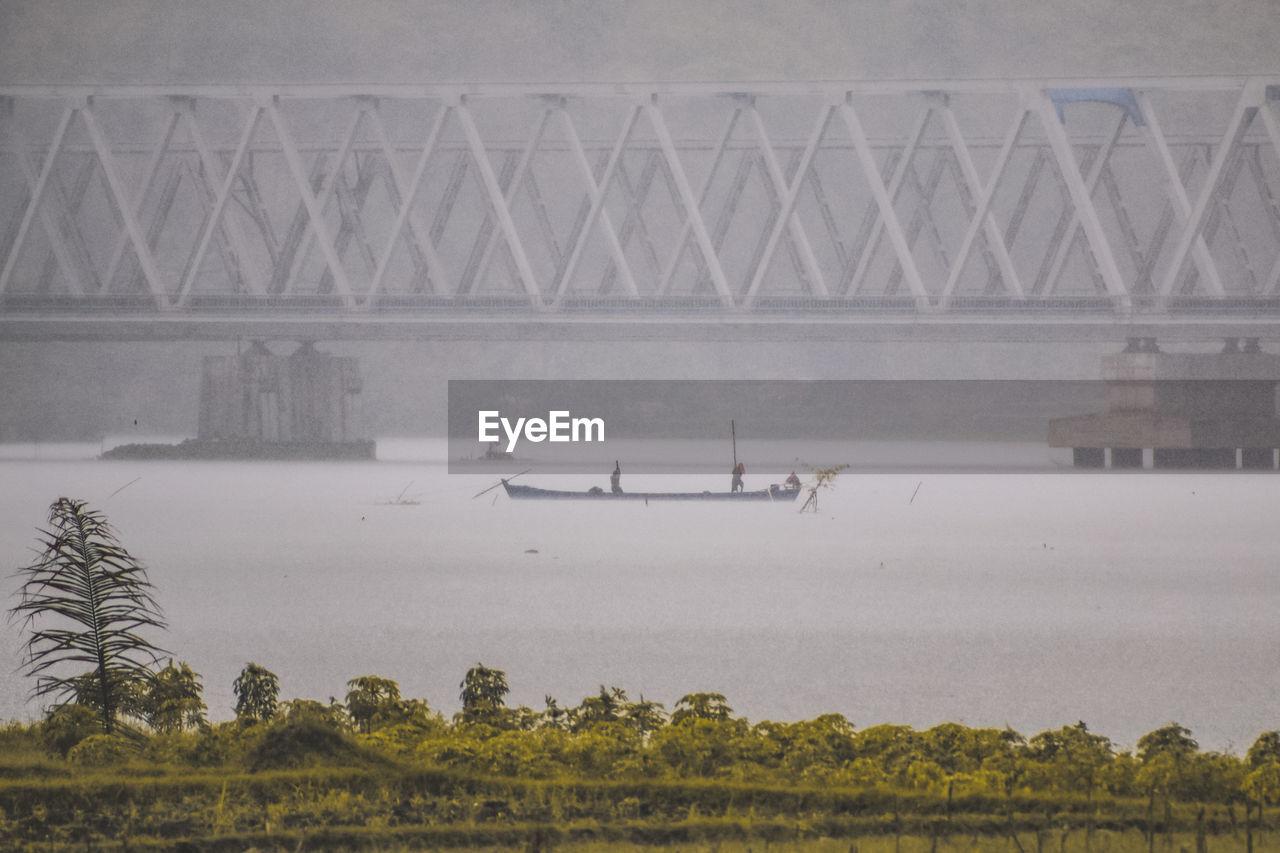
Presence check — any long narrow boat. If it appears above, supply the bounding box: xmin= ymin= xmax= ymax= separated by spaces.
xmin=502 ymin=481 xmax=802 ymax=502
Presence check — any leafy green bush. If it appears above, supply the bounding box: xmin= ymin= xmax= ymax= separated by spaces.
xmin=38 ymin=704 xmax=101 ymax=758
xmin=66 ymin=733 xmax=135 ymax=766
xmin=141 ymin=730 xmax=204 ymax=766
xmin=185 ymin=720 xmax=253 ymax=767
xmin=249 ymin=718 xmax=388 ymax=771
xmin=281 ymin=698 xmax=353 ymax=731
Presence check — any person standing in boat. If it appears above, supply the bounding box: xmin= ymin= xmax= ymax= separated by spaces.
xmin=731 ymin=461 xmax=745 ymax=493
xmin=610 ymin=461 xmax=623 ymax=494
xmin=784 ymin=470 xmax=801 ymax=491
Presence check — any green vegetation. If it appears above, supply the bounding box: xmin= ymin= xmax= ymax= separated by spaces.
xmin=6 ymin=499 xmax=1280 ymax=851
xmin=798 ymin=464 xmax=849 ymax=513
xmin=3 ymin=702 xmax=1280 ymax=851
xmin=233 ymin=662 xmax=280 ymax=724
xmin=10 ymin=497 xmax=167 ymax=734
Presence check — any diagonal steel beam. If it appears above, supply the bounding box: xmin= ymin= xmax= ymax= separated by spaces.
xmin=123 ymin=162 xmax=183 ymax=296
xmin=656 ymin=103 xmax=741 ymax=299
xmin=1036 ymin=142 xmax=1100 ymax=296
xmin=530 ymin=152 xmax=582 ymax=285
xmin=462 ymin=108 xmax=551 ymax=297
xmin=183 ymin=159 xmax=250 ymax=297
xmin=330 ymin=160 xmax=381 ymax=279
xmin=182 ymin=103 xmax=269 ymax=295
xmin=555 ymin=102 xmax=642 ymax=301
xmin=368 ymin=103 xmax=456 ymax=295
xmin=743 ymin=102 xmax=831 ymax=304
xmin=1 ymin=107 xmax=81 ymax=297
xmin=1192 ymin=147 xmax=1249 ymax=293
xmin=776 ymin=149 xmax=818 ymax=289
xmin=737 ymin=152 xmax=787 ymax=296
xmin=806 ymin=171 xmax=848 ymax=274
xmin=1099 ymin=164 xmax=1147 ymax=277
xmin=369 ymin=159 xmax=429 ymax=292
xmin=841 ymin=149 xmax=903 ymax=296
xmin=1156 ymin=85 xmax=1258 ymax=300
xmin=1266 ymin=239 xmax=1280 ymax=296
xmin=885 ymin=151 xmax=949 ymax=296
xmin=1248 ymin=145 xmax=1280 ymax=246
xmin=910 ymin=150 xmax=954 ymax=280
xmin=990 ymin=147 xmax=1047 ymax=294
xmin=34 ymin=150 xmax=96 ymax=295
xmin=103 ymin=106 xmax=180 ymax=294
xmin=238 ymin=155 xmax=285 ymax=275
xmin=1212 ymin=161 xmax=1258 ymax=292
xmin=939 ymin=105 xmax=1025 ymax=301
xmin=775 ymin=149 xmax=816 ymax=289
xmin=456 ymin=95 xmax=542 ymax=304
xmin=839 ymin=95 xmax=929 ymax=307
xmin=433 ymin=153 xmax=470 ymax=246
xmin=1130 ymin=148 xmax=1198 ymax=294
xmin=1035 ymin=92 xmax=1130 ymax=307
xmin=264 ymin=97 xmax=355 ymax=307
xmin=486 ymin=157 xmax=534 ymax=291
xmin=603 ymin=151 xmax=664 ymax=292
xmin=647 ymin=96 xmax=733 ymax=304
xmin=940 ymin=139 xmax=1001 ymax=294
xmin=1135 ymin=90 xmax=1225 ymax=299
xmin=1242 ymin=143 xmax=1280 ymax=294
xmin=842 ymin=108 xmax=930 ymax=296
xmin=307 ymin=159 xmax=381 ymax=295
xmin=265 ymin=154 xmax=325 ymax=295
xmin=367 ymin=103 xmax=451 ymax=304
xmin=0 ymin=96 xmax=19 ymax=265
xmin=1176 ymin=138 xmax=1250 ymax=298
xmin=280 ymin=102 xmax=364 ymax=297
xmin=691 ymin=148 xmax=755 ymax=296
xmin=177 ymin=105 xmax=262 ymax=305
xmin=1250 ymin=99 xmax=1280 ymax=295
xmin=80 ymin=99 xmax=169 ymax=307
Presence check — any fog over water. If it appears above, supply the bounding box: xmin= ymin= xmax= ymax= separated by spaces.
xmin=2 ymin=442 xmax=1276 ymax=754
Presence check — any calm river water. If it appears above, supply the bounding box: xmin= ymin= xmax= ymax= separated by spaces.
xmin=0 ymin=439 xmax=1276 ymax=753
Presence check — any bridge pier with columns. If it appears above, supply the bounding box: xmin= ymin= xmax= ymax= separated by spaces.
xmin=198 ymin=341 xmax=366 ymax=445
xmin=1050 ymin=338 xmax=1280 ymax=469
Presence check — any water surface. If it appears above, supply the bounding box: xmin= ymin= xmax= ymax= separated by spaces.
xmin=0 ymin=440 xmax=1275 ymax=753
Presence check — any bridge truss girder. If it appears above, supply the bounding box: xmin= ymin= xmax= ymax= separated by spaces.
xmin=2 ymin=78 xmax=1280 ymax=338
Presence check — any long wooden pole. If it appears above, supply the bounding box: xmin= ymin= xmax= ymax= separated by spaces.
xmin=731 ymin=420 xmax=737 ymax=467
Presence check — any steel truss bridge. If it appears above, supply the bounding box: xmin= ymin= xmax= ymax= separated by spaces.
xmin=4 ymin=77 xmax=1280 ymax=342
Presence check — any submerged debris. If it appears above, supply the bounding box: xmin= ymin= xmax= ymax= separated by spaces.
xmin=382 ymin=482 xmax=421 ymax=506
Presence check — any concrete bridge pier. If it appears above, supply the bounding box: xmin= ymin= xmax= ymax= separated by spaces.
xmin=1049 ymin=338 xmax=1280 ymax=469
xmin=198 ymin=342 xmax=366 ymax=446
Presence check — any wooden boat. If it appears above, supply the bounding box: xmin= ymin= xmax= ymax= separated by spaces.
xmin=502 ymin=481 xmax=802 ymax=502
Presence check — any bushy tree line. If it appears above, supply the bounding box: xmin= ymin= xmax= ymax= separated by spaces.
xmin=18 ymin=656 xmax=1280 ymax=816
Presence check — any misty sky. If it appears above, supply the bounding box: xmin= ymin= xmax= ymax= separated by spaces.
xmin=1 ymin=0 xmax=1278 ymax=85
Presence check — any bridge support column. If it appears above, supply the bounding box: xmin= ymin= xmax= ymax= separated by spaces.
xmin=1049 ymin=339 xmax=1280 ymax=469
xmin=198 ymin=342 xmax=366 ymax=445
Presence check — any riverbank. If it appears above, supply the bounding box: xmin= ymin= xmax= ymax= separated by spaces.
xmin=1 ymin=710 xmax=1272 ymax=852
xmin=100 ymin=437 xmax=377 ymax=460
